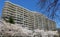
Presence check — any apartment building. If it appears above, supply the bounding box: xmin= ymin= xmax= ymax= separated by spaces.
xmin=2 ymin=1 xmax=56 ymax=30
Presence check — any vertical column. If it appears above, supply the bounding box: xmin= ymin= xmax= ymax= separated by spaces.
xmin=41 ymin=15 xmax=44 ymax=30
xmin=47 ymin=19 xmax=49 ymax=30
xmin=22 ymin=9 xmax=24 ymax=26
xmin=37 ymin=14 xmax=40 ymax=29
xmin=15 ymin=6 xmax=18 ymax=24
xmin=33 ymin=13 xmax=35 ymax=30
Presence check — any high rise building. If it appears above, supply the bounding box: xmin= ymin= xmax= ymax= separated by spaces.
xmin=2 ymin=1 xmax=56 ymax=30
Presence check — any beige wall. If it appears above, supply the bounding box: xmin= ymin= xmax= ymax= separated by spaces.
xmin=2 ymin=1 xmax=56 ymax=31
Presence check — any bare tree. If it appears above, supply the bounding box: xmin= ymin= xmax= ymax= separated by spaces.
xmin=38 ymin=0 xmax=60 ymax=19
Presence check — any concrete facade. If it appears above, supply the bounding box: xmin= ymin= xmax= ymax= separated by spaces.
xmin=2 ymin=1 xmax=56 ymax=31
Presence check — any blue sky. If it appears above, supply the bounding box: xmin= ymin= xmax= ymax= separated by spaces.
xmin=0 ymin=0 xmax=60 ymax=28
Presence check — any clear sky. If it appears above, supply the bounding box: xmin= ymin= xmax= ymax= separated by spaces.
xmin=0 ymin=0 xmax=60 ymax=28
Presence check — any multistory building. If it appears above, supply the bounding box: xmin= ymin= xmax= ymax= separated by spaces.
xmin=2 ymin=1 xmax=56 ymax=30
